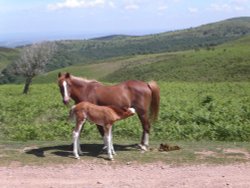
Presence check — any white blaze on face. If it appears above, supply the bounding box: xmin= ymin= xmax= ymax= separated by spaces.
xmin=63 ymin=81 xmax=69 ymax=101
xmin=63 ymin=81 xmax=69 ymax=98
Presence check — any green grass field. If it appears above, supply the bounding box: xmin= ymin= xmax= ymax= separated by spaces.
xmin=1 ymin=82 xmax=249 ymax=142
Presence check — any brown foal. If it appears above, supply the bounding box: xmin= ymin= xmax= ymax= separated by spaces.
xmin=69 ymin=101 xmax=135 ymax=160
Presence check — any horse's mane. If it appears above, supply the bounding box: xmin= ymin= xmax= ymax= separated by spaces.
xmin=71 ymin=75 xmax=101 ymax=85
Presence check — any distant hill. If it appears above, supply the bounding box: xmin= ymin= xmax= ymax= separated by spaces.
xmin=0 ymin=47 xmax=18 ymax=70
xmin=91 ymin=35 xmax=132 ymax=41
xmin=0 ymin=47 xmax=19 ymax=83
xmin=1 ymin=17 xmax=250 ymax=83
xmin=103 ymin=35 xmax=250 ymax=82
xmin=48 ymin=17 xmax=250 ymax=70
xmin=33 ymin=34 xmax=250 ymax=83
xmin=39 ymin=17 xmax=250 ymax=70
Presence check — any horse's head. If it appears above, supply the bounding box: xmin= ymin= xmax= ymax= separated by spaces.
xmin=58 ymin=72 xmax=72 ymax=105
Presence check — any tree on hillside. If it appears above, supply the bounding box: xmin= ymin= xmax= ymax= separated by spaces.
xmin=12 ymin=42 xmax=57 ymax=94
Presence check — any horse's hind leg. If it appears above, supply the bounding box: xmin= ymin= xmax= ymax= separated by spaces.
xmin=96 ymin=125 xmax=107 ymax=151
xmin=137 ymin=112 xmax=150 ymax=151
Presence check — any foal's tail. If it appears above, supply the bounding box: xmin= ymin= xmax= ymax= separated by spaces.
xmin=147 ymin=81 xmax=160 ymax=122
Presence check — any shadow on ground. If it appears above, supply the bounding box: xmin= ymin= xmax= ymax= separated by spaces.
xmin=25 ymin=143 xmax=139 ymax=159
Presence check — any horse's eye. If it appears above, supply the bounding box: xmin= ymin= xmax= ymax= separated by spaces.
xmin=59 ymin=87 xmax=63 ymax=93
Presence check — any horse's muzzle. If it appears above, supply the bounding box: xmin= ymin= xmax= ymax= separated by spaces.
xmin=63 ymin=98 xmax=70 ymax=105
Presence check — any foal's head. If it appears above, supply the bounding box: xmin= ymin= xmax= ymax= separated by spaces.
xmin=58 ymin=72 xmax=72 ymax=105
xmin=109 ymin=106 xmax=136 ymax=120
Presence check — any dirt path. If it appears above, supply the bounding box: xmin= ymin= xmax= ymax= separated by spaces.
xmin=0 ymin=161 xmax=250 ymax=188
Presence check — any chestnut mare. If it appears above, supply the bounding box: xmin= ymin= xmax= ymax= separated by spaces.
xmin=69 ymin=101 xmax=136 ymax=160
xmin=58 ymin=72 xmax=160 ymax=150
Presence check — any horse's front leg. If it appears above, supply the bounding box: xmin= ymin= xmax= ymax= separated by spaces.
xmin=73 ymin=119 xmax=85 ymax=159
xmin=96 ymin=125 xmax=108 ymax=151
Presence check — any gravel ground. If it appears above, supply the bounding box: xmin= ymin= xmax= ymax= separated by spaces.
xmin=0 ymin=161 xmax=250 ymax=188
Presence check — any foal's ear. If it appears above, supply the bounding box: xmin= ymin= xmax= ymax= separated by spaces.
xmin=58 ymin=72 xmax=62 ymax=78
xmin=65 ymin=72 xmax=71 ymax=78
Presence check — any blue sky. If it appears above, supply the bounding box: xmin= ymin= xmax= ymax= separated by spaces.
xmin=1 ymin=0 xmax=250 ymax=43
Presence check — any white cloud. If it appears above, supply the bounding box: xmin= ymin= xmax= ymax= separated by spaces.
xmin=209 ymin=0 xmax=249 ymax=12
xmin=230 ymin=0 xmax=249 ymax=11
xmin=158 ymin=5 xmax=168 ymax=11
xmin=124 ymin=3 xmax=139 ymax=10
xmin=48 ymin=0 xmax=106 ymax=10
xmin=231 ymin=0 xmax=249 ymax=4
xmin=210 ymin=3 xmax=231 ymax=11
xmin=188 ymin=7 xmax=198 ymax=13
xmin=108 ymin=1 xmax=116 ymax=8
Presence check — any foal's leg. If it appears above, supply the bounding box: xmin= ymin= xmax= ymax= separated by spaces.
xmin=104 ymin=125 xmax=113 ymax=160
xmin=77 ymin=123 xmax=84 ymax=155
xmin=73 ymin=119 xmax=85 ymax=159
xmin=110 ymin=126 xmax=116 ymax=155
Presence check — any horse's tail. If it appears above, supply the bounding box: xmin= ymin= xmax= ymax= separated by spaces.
xmin=68 ymin=105 xmax=76 ymax=121
xmin=147 ymin=81 xmax=160 ymax=122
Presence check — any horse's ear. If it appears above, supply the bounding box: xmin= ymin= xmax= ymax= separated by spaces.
xmin=65 ymin=72 xmax=70 ymax=78
xmin=58 ymin=72 xmax=61 ymax=78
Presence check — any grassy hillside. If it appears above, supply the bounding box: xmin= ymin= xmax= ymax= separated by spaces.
xmin=0 ymin=47 xmax=18 ymax=71
xmin=34 ymin=34 xmax=250 ymax=83
xmin=103 ymin=35 xmax=250 ymax=82
xmin=34 ymin=54 xmax=167 ymax=83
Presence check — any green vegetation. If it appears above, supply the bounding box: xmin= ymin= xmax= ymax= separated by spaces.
xmin=156 ymin=82 xmax=250 ymax=141
xmin=0 ymin=47 xmax=18 ymax=71
xmin=1 ymin=83 xmax=249 ymax=142
xmin=0 ymin=47 xmax=19 ymax=84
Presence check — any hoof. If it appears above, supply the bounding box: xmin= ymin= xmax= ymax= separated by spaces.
xmin=138 ymin=144 xmax=148 ymax=151
xmin=74 ymin=156 xmax=80 ymax=159
xmin=109 ymin=157 xmax=114 ymax=161
xmin=108 ymin=154 xmax=114 ymax=161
